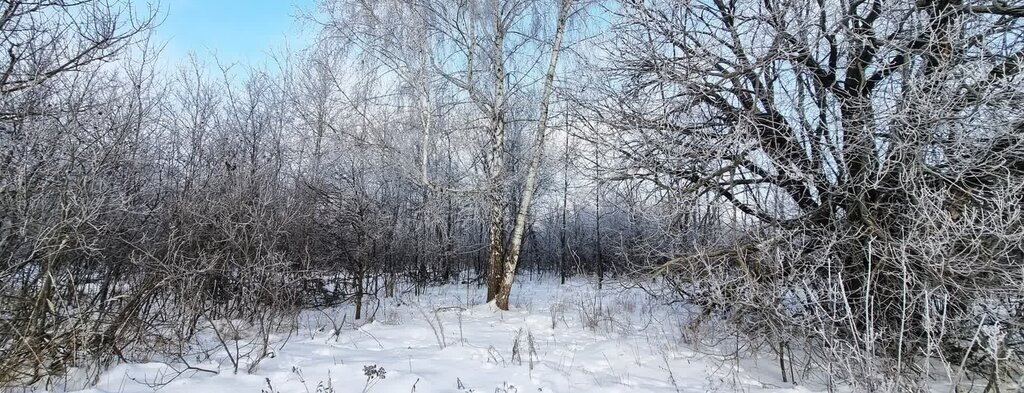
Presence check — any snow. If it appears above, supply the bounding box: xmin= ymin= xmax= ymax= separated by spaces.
xmin=61 ymin=278 xmax=826 ymax=393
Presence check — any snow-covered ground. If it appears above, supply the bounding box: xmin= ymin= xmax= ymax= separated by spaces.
xmin=64 ymin=277 xmax=826 ymax=393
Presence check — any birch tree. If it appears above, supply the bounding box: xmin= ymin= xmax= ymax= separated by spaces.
xmin=492 ymin=0 xmax=575 ymax=309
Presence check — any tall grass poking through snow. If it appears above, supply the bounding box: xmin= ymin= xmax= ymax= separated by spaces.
xmin=54 ymin=277 xmax=988 ymax=393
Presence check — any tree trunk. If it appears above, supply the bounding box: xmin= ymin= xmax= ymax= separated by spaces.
xmin=493 ymin=0 xmax=572 ymax=310
xmin=595 ymin=139 xmax=603 ymax=289
xmin=354 ymin=269 xmax=363 ymax=320
xmin=560 ymin=112 xmax=569 ymax=285
xmin=485 ymin=0 xmax=509 ymax=304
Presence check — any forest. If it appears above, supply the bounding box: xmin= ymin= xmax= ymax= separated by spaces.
xmin=1 ymin=0 xmax=1023 ymax=391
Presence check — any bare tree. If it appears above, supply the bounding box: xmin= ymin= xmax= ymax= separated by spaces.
xmin=587 ymin=0 xmax=1024 ymax=389
xmin=315 ymin=0 xmax=584 ymax=309
xmin=0 ymin=0 xmax=158 ymax=385
xmin=494 ymin=0 xmax=575 ymax=309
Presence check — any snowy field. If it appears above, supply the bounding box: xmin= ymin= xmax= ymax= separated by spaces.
xmin=59 ymin=278 xmax=828 ymax=393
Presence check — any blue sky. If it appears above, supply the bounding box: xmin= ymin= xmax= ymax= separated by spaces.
xmin=150 ymin=0 xmax=317 ymax=65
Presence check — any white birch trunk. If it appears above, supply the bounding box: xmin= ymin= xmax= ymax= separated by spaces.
xmin=494 ymin=0 xmax=573 ymax=310
xmin=485 ymin=0 xmax=509 ymax=303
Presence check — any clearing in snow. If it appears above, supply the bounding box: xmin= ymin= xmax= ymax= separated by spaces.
xmin=60 ymin=278 xmax=825 ymax=393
